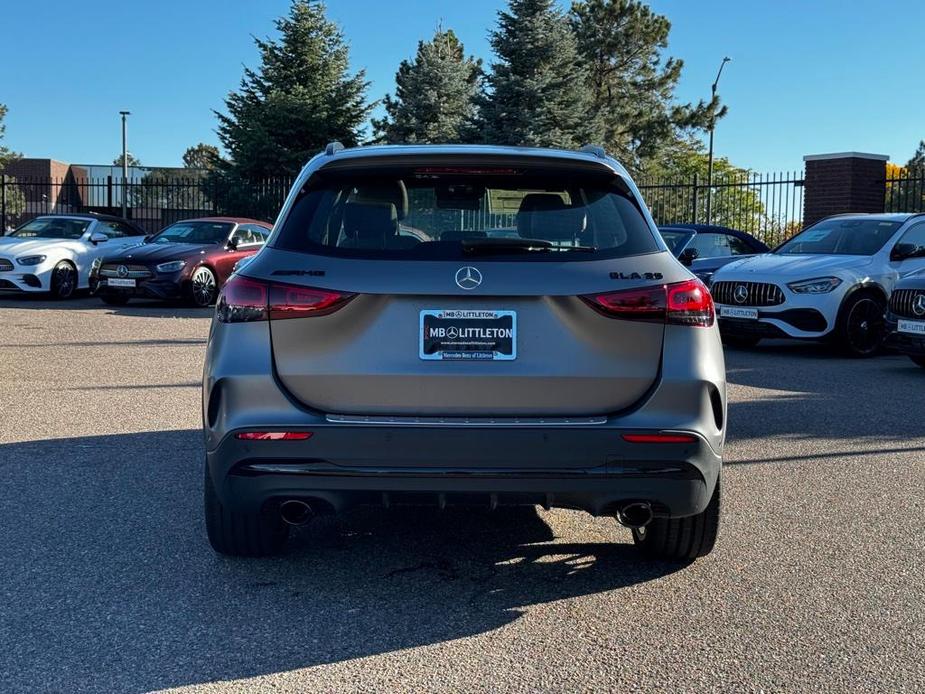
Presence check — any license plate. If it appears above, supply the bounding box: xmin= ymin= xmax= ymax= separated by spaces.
xmin=898 ymin=319 xmax=925 ymax=335
xmin=106 ymin=278 xmax=136 ymax=288
xmin=719 ymin=305 xmax=758 ymax=320
xmin=420 ymin=309 xmax=516 ymax=361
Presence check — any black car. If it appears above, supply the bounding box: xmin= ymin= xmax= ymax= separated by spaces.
xmin=885 ymin=268 xmax=925 ymax=368
xmin=658 ymin=223 xmax=770 ymax=285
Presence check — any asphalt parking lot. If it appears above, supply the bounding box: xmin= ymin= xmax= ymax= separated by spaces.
xmin=1 ymin=295 xmax=923 ymax=693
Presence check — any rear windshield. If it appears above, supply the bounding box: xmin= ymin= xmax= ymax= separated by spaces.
xmin=273 ymin=167 xmax=660 ymax=260
xmin=776 ymin=218 xmax=902 ymax=256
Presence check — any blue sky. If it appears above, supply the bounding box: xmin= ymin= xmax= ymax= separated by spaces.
xmin=4 ymin=0 xmax=924 ymax=171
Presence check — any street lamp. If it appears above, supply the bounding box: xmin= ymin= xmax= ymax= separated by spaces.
xmin=119 ymin=111 xmax=131 ymax=218
xmin=705 ymin=57 xmax=730 ymax=225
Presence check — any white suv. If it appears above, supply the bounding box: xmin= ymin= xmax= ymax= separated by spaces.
xmin=712 ymin=213 xmax=925 ymax=356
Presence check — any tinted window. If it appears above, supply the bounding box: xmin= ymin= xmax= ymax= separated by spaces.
xmin=659 ymin=229 xmax=694 ymax=255
xmin=275 ymin=169 xmax=659 ymax=260
xmin=727 ymin=234 xmax=754 ymax=255
xmin=12 ymin=218 xmax=91 ymax=239
xmin=776 ymin=218 xmax=901 ymax=256
xmin=687 ymin=232 xmax=732 ymax=258
xmin=150 ymin=221 xmax=234 ymax=245
xmin=98 ymin=220 xmax=140 ymax=239
xmin=896 ymin=222 xmax=925 ymax=253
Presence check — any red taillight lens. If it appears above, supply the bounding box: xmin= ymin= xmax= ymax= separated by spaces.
xmin=583 ymin=279 xmax=714 ymax=327
xmin=666 ymin=279 xmax=715 ymax=327
xmin=217 ymin=276 xmax=354 ymax=323
xmin=235 ymin=431 xmax=313 ymax=441
xmin=622 ymin=433 xmax=697 ymax=444
xmin=269 ymin=284 xmax=355 ymax=320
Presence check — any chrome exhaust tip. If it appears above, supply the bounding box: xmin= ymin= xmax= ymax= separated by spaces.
xmin=616 ymin=502 xmax=653 ymax=529
xmin=279 ymin=499 xmax=314 ymax=526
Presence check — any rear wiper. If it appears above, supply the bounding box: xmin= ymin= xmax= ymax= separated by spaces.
xmin=461 ymin=238 xmax=596 ymax=254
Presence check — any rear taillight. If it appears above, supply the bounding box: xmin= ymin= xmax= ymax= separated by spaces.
xmin=217 ymin=276 xmax=355 ymax=323
xmin=583 ymin=279 xmax=714 ymax=327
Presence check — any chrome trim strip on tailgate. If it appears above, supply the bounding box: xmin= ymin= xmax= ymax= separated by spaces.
xmin=325 ymin=414 xmax=608 ymax=426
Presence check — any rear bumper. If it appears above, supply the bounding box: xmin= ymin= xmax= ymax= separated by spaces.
xmin=208 ymin=424 xmax=722 ymax=519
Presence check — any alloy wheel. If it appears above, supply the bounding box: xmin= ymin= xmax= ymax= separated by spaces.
xmin=53 ymin=263 xmax=76 ymax=299
xmin=191 ymin=268 xmax=217 ymax=307
xmin=846 ymin=297 xmax=885 ymax=355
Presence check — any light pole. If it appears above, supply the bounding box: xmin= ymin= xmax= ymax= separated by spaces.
xmin=705 ymin=57 xmax=730 ymax=225
xmin=119 ymin=111 xmax=131 ymax=218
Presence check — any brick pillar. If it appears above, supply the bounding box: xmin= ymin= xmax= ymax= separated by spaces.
xmin=802 ymin=152 xmax=888 ymax=226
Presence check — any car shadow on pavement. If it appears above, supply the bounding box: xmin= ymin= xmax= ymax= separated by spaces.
xmin=0 ymin=429 xmax=684 ymax=694
xmin=0 ymin=293 xmax=212 ymax=317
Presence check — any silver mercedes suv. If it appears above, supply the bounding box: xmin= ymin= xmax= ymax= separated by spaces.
xmin=202 ymin=144 xmax=726 ymax=560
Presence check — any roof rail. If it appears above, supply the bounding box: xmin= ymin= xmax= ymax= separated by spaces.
xmin=325 ymin=141 xmax=345 ymax=156
xmin=579 ymin=144 xmax=606 ymax=159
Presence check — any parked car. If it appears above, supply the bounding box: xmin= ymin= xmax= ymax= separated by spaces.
xmin=202 ymin=143 xmax=725 ymax=561
xmin=0 ymin=214 xmax=146 ymax=299
xmin=93 ymin=217 xmax=271 ymax=307
xmin=658 ymin=223 xmax=770 ymax=286
xmin=885 ymin=267 xmax=925 ymax=368
xmin=711 ymin=213 xmax=925 ymax=355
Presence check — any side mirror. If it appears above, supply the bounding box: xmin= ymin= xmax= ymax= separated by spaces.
xmin=226 ymin=236 xmax=240 ymax=251
xmin=679 ymin=247 xmax=699 ymax=266
xmin=89 ymin=231 xmax=109 ymax=245
xmin=891 ymin=243 xmax=923 ymax=261
xmin=143 ymin=234 xmax=155 ymax=244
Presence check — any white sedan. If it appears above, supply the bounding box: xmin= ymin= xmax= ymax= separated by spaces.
xmin=712 ymin=213 xmax=925 ymax=356
xmin=0 ymin=214 xmax=147 ymax=299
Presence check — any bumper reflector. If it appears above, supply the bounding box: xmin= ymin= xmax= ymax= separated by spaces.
xmin=622 ymin=433 xmax=697 ymax=444
xmin=235 ymin=431 xmax=313 ymax=441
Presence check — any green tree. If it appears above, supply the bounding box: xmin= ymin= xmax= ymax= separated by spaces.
xmin=569 ymin=0 xmax=722 ymax=171
xmin=638 ymin=140 xmax=785 ymax=241
xmin=477 ymin=0 xmax=600 ymax=148
xmin=373 ymin=28 xmax=481 ymax=144
xmin=112 ymin=152 xmax=141 ymax=167
xmin=906 ymin=141 xmax=925 ymax=170
xmin=182 ymin=143 xmax=221 ymax=170
xmin=215 ymin=0 xmax=372 ymax=179
xmin=0 ymin=104 xmax=26 ymax=228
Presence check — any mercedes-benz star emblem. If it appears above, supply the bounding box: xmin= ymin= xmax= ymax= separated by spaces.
xmin=913 ymin=293 xmax=925 ymax=317
xmin=117 ymin=265 xmax=129 ymax=279
xmin=733 ymin=285 xmax=749 ymax=304
xmin=455 ymin=266 xmax=482 ymax=290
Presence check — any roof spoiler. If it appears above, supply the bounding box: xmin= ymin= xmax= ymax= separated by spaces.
xmin=325 ymin=141 xmax=345 ymax=156
xmin=579 ymin=144 xmax=607 ymax=159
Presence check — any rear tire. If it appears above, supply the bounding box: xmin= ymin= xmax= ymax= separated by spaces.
xmin=835 ymin=291 xmax=886 ymax=357
xmin=101 ymin=294 xmax=130 ymax=306
xmin=722 ymin=334 xmax=761 ymax=348
xmin=631 ymin=479 xmax=721 ymax=560
xmin=203 ymin=461 xmax=289 ymax=557
xmin=911 ymin=356 xmax=925 ymax=369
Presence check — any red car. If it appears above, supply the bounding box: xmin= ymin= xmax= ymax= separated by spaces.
xmin=93 ymin=217 xmax=271 ymax=307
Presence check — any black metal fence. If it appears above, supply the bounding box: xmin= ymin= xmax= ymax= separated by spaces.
xmin=1 ymin=171 xmax=806 ymax=244
xmin=885 ymin=167 xmax=925 ymax=213
xmin=636 ymin=171 xmax=805 ymax=247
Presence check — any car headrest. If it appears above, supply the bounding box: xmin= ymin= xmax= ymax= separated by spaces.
xmin=516 ymin=194 xmax=587 ymax=243
xmin=353 ymin=180 xmax=409 ymax=220
xmin=343 ymin=202 xmax=399 ymax=249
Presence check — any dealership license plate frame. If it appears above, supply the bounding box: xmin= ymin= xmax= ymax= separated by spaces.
xmin=898 ymin=318 xmax=925 ymax=335
xmin=719 ymin=305 xmax=759 ymax=320
xmin=420 ymin=309 xmax=517 ymax=361
xmin=107 ymin=278 xmax=136 ymax=288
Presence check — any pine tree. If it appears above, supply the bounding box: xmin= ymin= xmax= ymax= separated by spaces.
xmin=569 ymin=0 xmax=723 ymax=170
xmin=478 ymin=0 xmax=600 ymax=148
xmin=906 ymin=141 xmax=925 ymax=170
xmin=215 ymin=0 xmax=372 ymax=179
xmin=373 ymin=28 xmax=481 ymax=144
